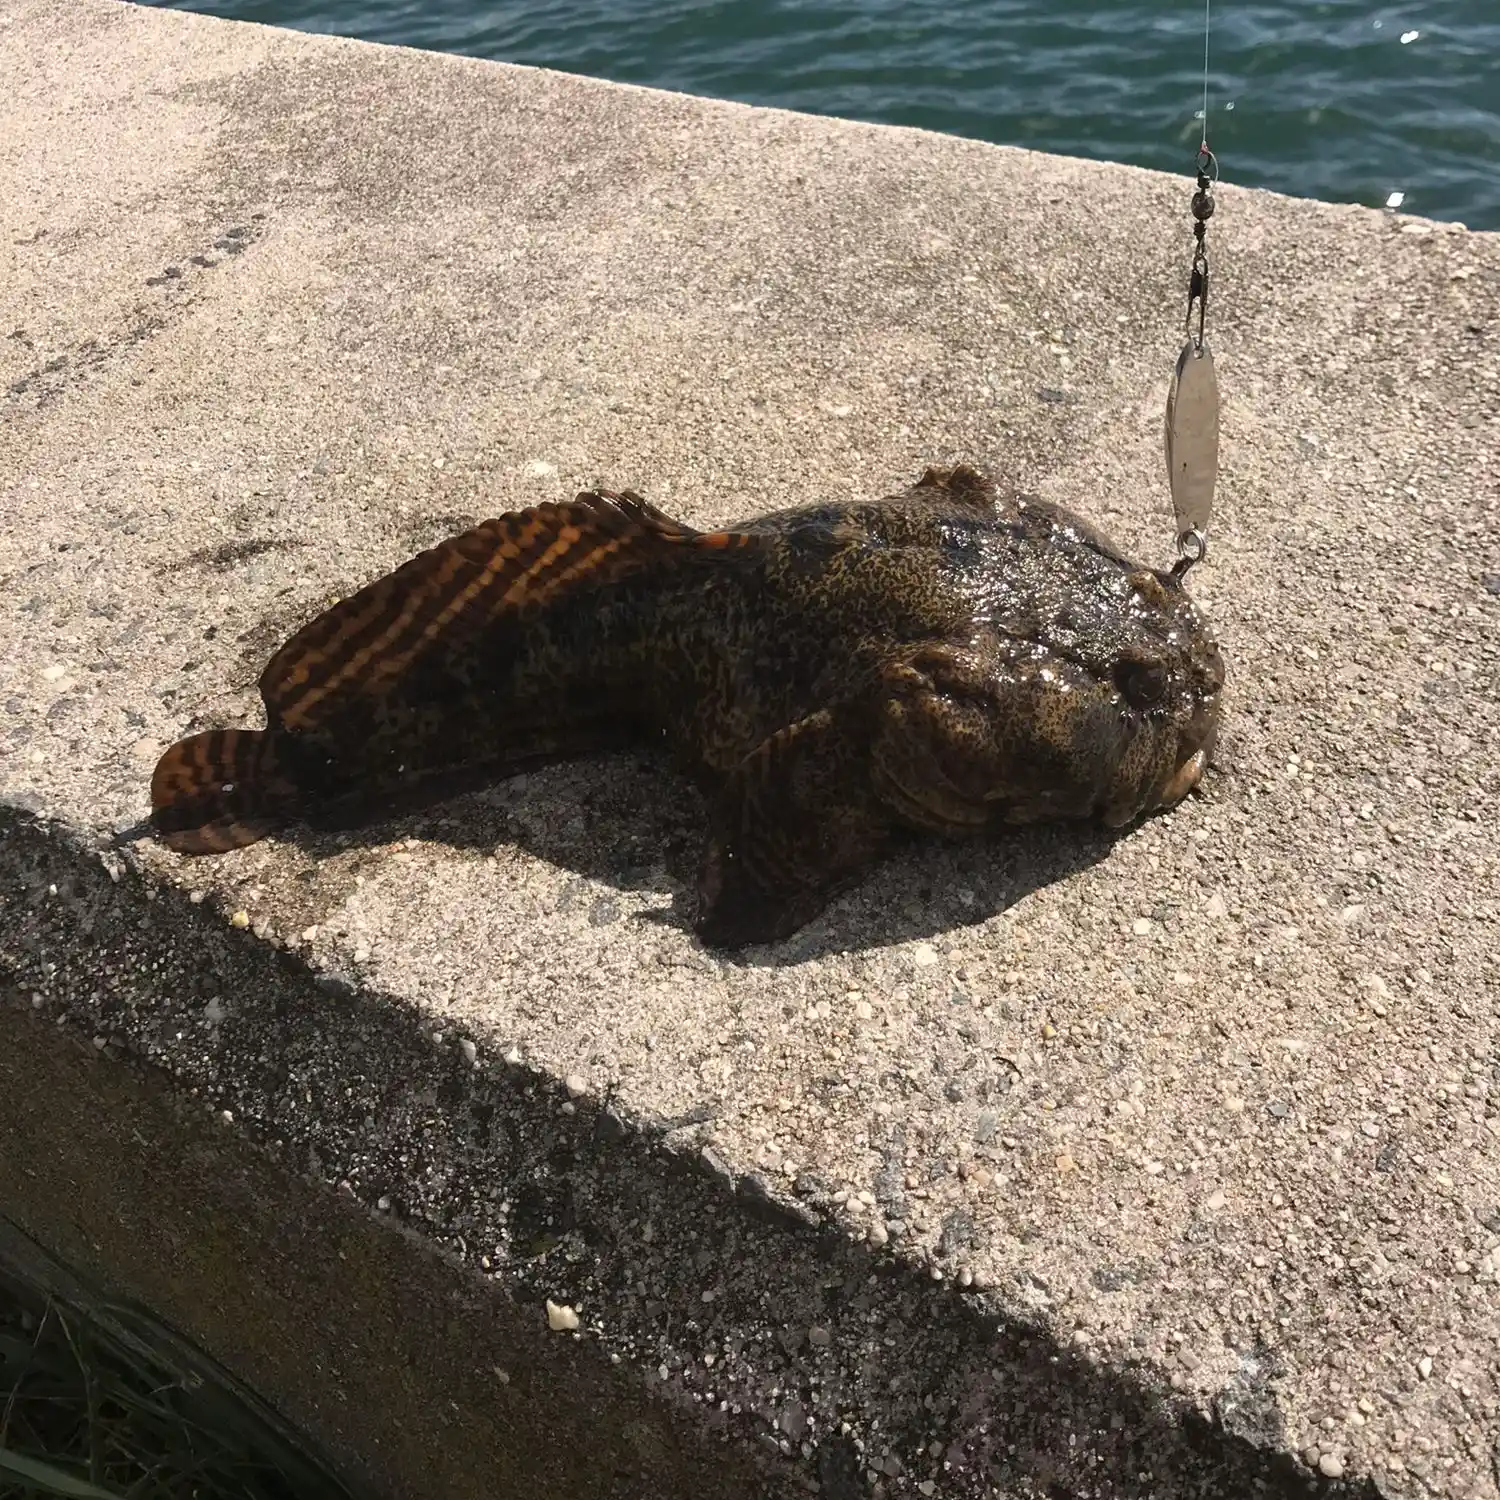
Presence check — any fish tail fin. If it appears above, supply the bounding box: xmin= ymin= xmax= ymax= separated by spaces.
xmin=150 ymin=728 xmax=298 ymax=854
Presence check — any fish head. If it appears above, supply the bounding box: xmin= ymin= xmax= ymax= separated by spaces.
xmin=1085 ymin=564 xmax=1225 ymax=826
xmin=948 ymin=497 xmax=1226 ymax=831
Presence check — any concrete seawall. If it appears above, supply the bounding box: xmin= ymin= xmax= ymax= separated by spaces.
xmin=2 ymin=1 xmax=1497 ymax=1495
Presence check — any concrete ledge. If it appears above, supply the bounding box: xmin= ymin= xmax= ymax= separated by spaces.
xmin=0 ymin=808 xmax=793 ymax=1500
xmin=2 ymin=1 xmax=1498 ymax=1497
xmin=2 ymin=806 xmax=1323 ymax=1499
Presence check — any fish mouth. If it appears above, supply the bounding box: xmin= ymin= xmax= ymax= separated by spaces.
xmin=1152 ymin=698 xmax=1221 ymax=812
xmin=1102 ymin=697 xmax=1219 ymax=827
xmin=1157 ymin=746 xmax=1209 ymax=808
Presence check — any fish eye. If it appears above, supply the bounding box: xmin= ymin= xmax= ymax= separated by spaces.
xmin=1115 ymin=658 xmax=1169 ymax=710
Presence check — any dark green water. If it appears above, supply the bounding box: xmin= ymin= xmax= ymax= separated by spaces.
xmin=150 ymin=0 xmax=1499 ymax=229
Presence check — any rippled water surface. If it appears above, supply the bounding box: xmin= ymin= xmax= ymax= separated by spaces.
xmin=151 ymin=0 xmax=1500 ymax=228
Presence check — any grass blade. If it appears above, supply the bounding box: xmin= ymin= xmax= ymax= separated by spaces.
xmin=0 ymin=1443 xmax=125 ymax=1498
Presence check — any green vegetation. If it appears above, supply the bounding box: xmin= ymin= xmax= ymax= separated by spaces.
xmin=0 ymin=1266 xmax=350 ymax=1500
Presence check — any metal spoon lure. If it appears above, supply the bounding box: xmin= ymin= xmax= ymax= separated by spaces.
xmin=1167 ymin=144 xmax=1220 ymax=582
xmin=1165 ymin=338 xmax=1218 ymax=576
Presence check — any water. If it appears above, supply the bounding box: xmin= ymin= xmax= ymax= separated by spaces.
xmin=151 ymin=0 xmax=1499 ymax=230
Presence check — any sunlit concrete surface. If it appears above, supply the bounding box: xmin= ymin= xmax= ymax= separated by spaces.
xmin=2 ymin=1 xmax=1498 ymax=1494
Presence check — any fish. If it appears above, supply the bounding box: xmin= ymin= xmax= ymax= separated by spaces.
xmin=150 ymin=464 xmax=1225 ymax=947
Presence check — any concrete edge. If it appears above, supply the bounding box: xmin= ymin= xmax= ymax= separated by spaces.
xmin=117 ymin=0 xmax=1470 ymax=236
xmin=0 ymin=802 xmax=1380 ymax=1498
xmin=1 ymin=808 xmax=800 ymax=1500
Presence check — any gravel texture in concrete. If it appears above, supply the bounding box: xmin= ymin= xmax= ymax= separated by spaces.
xmin=2 ymin=1 xmax=1498 ymax=1496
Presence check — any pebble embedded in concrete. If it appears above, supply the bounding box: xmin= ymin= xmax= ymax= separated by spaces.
xmin=546 ymin=1300 xmax=580 ymax=1332
xmin=779 ymin=1401 xmax=807 ymax=1441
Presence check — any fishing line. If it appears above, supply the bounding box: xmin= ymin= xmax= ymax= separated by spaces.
xmin=1201 ymin=0 xmax=1212 ymax=151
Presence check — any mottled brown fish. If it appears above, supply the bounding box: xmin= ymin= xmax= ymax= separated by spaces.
xmin=151 ymin=465 xmax=1224 ymax=947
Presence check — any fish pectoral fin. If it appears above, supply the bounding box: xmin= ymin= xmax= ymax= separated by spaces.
xmin=695 ymin=708 xmax=892 ymax=949
xmin=870 ymin=645 xmax=1006 ymax=834
xmin=258 ymin=487 xmax=766 ymax=734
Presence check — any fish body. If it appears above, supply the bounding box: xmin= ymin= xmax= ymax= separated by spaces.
xmin=152 ymin=465 xmax=1224 ymax=946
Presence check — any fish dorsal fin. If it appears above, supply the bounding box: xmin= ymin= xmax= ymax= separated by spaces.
xmin=261 ymin=488 xmax=760 ymax=733
xmin=914 ymin=464 xmax=997 ymax=514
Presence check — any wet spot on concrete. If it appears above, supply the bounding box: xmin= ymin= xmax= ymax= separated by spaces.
xmin=1213 ymin=1347 xmax=1288 ymax=1451
xmin=1091 ymin=1259 xmax=1157 ymax=1292
xmin=172 ymin=537 xmax=302 ymax=574
xmin=939 ymin=1210 xmax=974 ymax=1256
